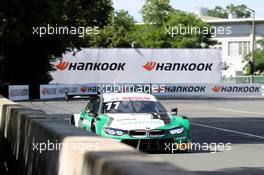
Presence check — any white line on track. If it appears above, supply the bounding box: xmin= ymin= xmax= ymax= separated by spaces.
xmin=192 ymin=122 xmax=264 ymax=140
xmin=215 ymin=108 xmax=264 ymax=115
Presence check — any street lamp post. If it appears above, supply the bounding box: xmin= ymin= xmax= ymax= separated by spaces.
xmin=247 ymin=8 xmax=255 ymax=83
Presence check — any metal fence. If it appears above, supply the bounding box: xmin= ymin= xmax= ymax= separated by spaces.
xmin=222 ymin=76 xmax=264 ymax=84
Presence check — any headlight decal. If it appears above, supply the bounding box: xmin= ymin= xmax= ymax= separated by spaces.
xmin=104 ymin=127 xmax=127 ymax=136
xmin=169 ymin=126 xmax=184 ymax=135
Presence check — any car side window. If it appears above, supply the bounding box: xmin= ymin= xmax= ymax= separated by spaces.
xmin=85 ymin=99 xmax=92 ymax=112
xmin=89 ymin=98 xmax=100 ymax=115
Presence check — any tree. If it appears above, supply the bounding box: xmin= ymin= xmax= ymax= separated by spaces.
xmin=89 ymin=10 xmax=135 ymax=48
xmin=113 ymin=10 xmax=135 ymax=30
xmin=208 ymin=4 xmax=252 ymax=18
xmin=243 ymin=36 xmax=264 ymax=75
xmin=130 ymin=24 xmax=169 ymax=48
xmin=140 ymin=0 xmax=173 ymax=26
xmin=208 ymin=6 xmax=228 ymax=18
xmin=131 ymin=11 xmax=216 ymax=48
xmin=226 ymin=4 xmax=251 ymax=18
xmin=0 ymin=0 xmax=113 ymax=84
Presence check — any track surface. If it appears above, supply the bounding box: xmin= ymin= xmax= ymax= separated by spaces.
xmin=19 ymin=99 xmax=264 ymax=175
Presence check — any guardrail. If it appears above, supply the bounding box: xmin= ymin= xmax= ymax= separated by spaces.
xmin=0 ymin=96 xmax=192 ymax=175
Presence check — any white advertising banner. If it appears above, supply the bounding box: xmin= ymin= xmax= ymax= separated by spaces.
xmin=39 ymin=83 xmax=263 ymax=99
xmin=8 ymin=85 xmax=29 ymax=101
xmin=40 ymin=84 xmax=99 ymax=99
xmin=152 ymin=84 xmax=263 ymax=97
xmin=50 ymin=48 xmax=221 ymax=84
xmin=57 ymin=84 xmax=98 ymax=98
xmin=40 ymin=84 xmax=58 ymax=99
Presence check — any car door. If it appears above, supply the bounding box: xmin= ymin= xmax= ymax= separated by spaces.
xmin=79 ymin=97 xmax=100 ymax=131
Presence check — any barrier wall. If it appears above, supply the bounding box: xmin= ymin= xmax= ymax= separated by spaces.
xmin=0 ymin=96 xmax=193 ymax=175
xmin=39 ymin=83 xmax=264 ymax=99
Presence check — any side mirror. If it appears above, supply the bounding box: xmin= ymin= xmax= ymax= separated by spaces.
xmin=95 ymin=117 xmax=101 ymax=121
xmin=65 ymin=92 xmax=69 ymax=102
xmin=171 ymin=108 xmax=178 ymax=115
xmin=89 ymin=112 xmax=98 ymax=118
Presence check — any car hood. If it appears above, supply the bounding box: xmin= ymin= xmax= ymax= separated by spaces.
xmin=106 ymin=113 xmax=166 ymax=130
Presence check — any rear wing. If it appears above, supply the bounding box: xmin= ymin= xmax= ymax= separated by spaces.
xmin=65 ymin=92 xmax=98 ymax=102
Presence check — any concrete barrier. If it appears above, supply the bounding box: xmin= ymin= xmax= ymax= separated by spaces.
xmin=0 ymin=97 xmax=18 ymax=174
xmin=0 ymin=97 xmax=196 ymax=175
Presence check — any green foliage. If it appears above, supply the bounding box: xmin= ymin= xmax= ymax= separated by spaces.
xmin=88 ymin=10 xmax=135 ymax=48
xmin=0 ymin=0 xmax=217 ymax=85
xmin=243 ymin=36 xmax=264 ymax=75
xmin=165 ymin=11 xmax=215 ymax=48
xmin=131 ymin=11 xmax=215 ymax=48
xmin=208 ymin=6 xmax=228 ymax=18
xmin=226 ymin=4 xmax=251 ymax=18
xmin=140 ymin=0 xmax=173 ymax=26
xmin=0 ymin=0 xmax=113 ymax=84
xmin=130 ymin=24 xmax=169 ymax=48
xmin=91 ymin=9 xmax=215 ymax=49
xmin=113 ymin=10 xmax=135 ymax=30
xmin=208 ymin=4 xmax=251 ymax=18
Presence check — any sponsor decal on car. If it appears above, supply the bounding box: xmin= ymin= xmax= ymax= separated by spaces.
xmin=122 ymin=96 xmax=151 ymax=101
xmin=118 ymin=120 xmax=164 ymax=125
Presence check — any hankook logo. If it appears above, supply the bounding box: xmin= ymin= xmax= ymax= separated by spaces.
xmin=41 ymin=88 xmax=57 ymax=95
xmin=56 ymin=61 xmax=69 ymax=70
xmin=55 ymin=59 xmax=126 ymax=71
xmin=212 ymin=86 xmax=221 ymax=93
xmin=212 ymin=86 xmax=261 ymax=93
xmin=80 ymin=86 xmax=88 ymax=93
xmin=143 ymin=61 xmax=213 ymax=71
xmin=143 ymin=62 xmax=157 ymax=71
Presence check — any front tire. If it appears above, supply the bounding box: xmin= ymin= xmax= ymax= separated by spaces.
xmin=70 ymin=115 xmax=75 ymax=126
xmin=91 ymin=120 xmax=96 ymax=133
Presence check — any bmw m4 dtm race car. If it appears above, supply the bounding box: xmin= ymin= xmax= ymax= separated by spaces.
xmin=70 ymin=92 xmax=191 ymax=151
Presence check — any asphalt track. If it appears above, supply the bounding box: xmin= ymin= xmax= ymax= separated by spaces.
xmin=19 ymin=99 xmax=264 ymax=175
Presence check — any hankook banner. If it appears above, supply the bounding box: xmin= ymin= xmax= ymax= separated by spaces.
xmin=39 ymin=83 xmax=264 ymax=99
xmin=50 ymin=49 xmax=221 ymax=84
xmin=151 ymin=84 xmax=263 ymax=97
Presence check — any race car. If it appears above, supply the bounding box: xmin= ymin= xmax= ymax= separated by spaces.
xmin=70 ymin=92 xmax=191 ymax=151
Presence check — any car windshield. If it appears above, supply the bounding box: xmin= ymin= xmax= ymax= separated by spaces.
xmin=102 ymin=101 xmax=167 ymax=114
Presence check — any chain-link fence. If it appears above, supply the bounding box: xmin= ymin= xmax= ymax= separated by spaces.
xmin=222 ymin=76 xmax=264 ymax=84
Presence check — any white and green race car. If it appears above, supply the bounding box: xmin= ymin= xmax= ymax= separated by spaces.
xmin=70 ymin=92 xmax=191 ymax=150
